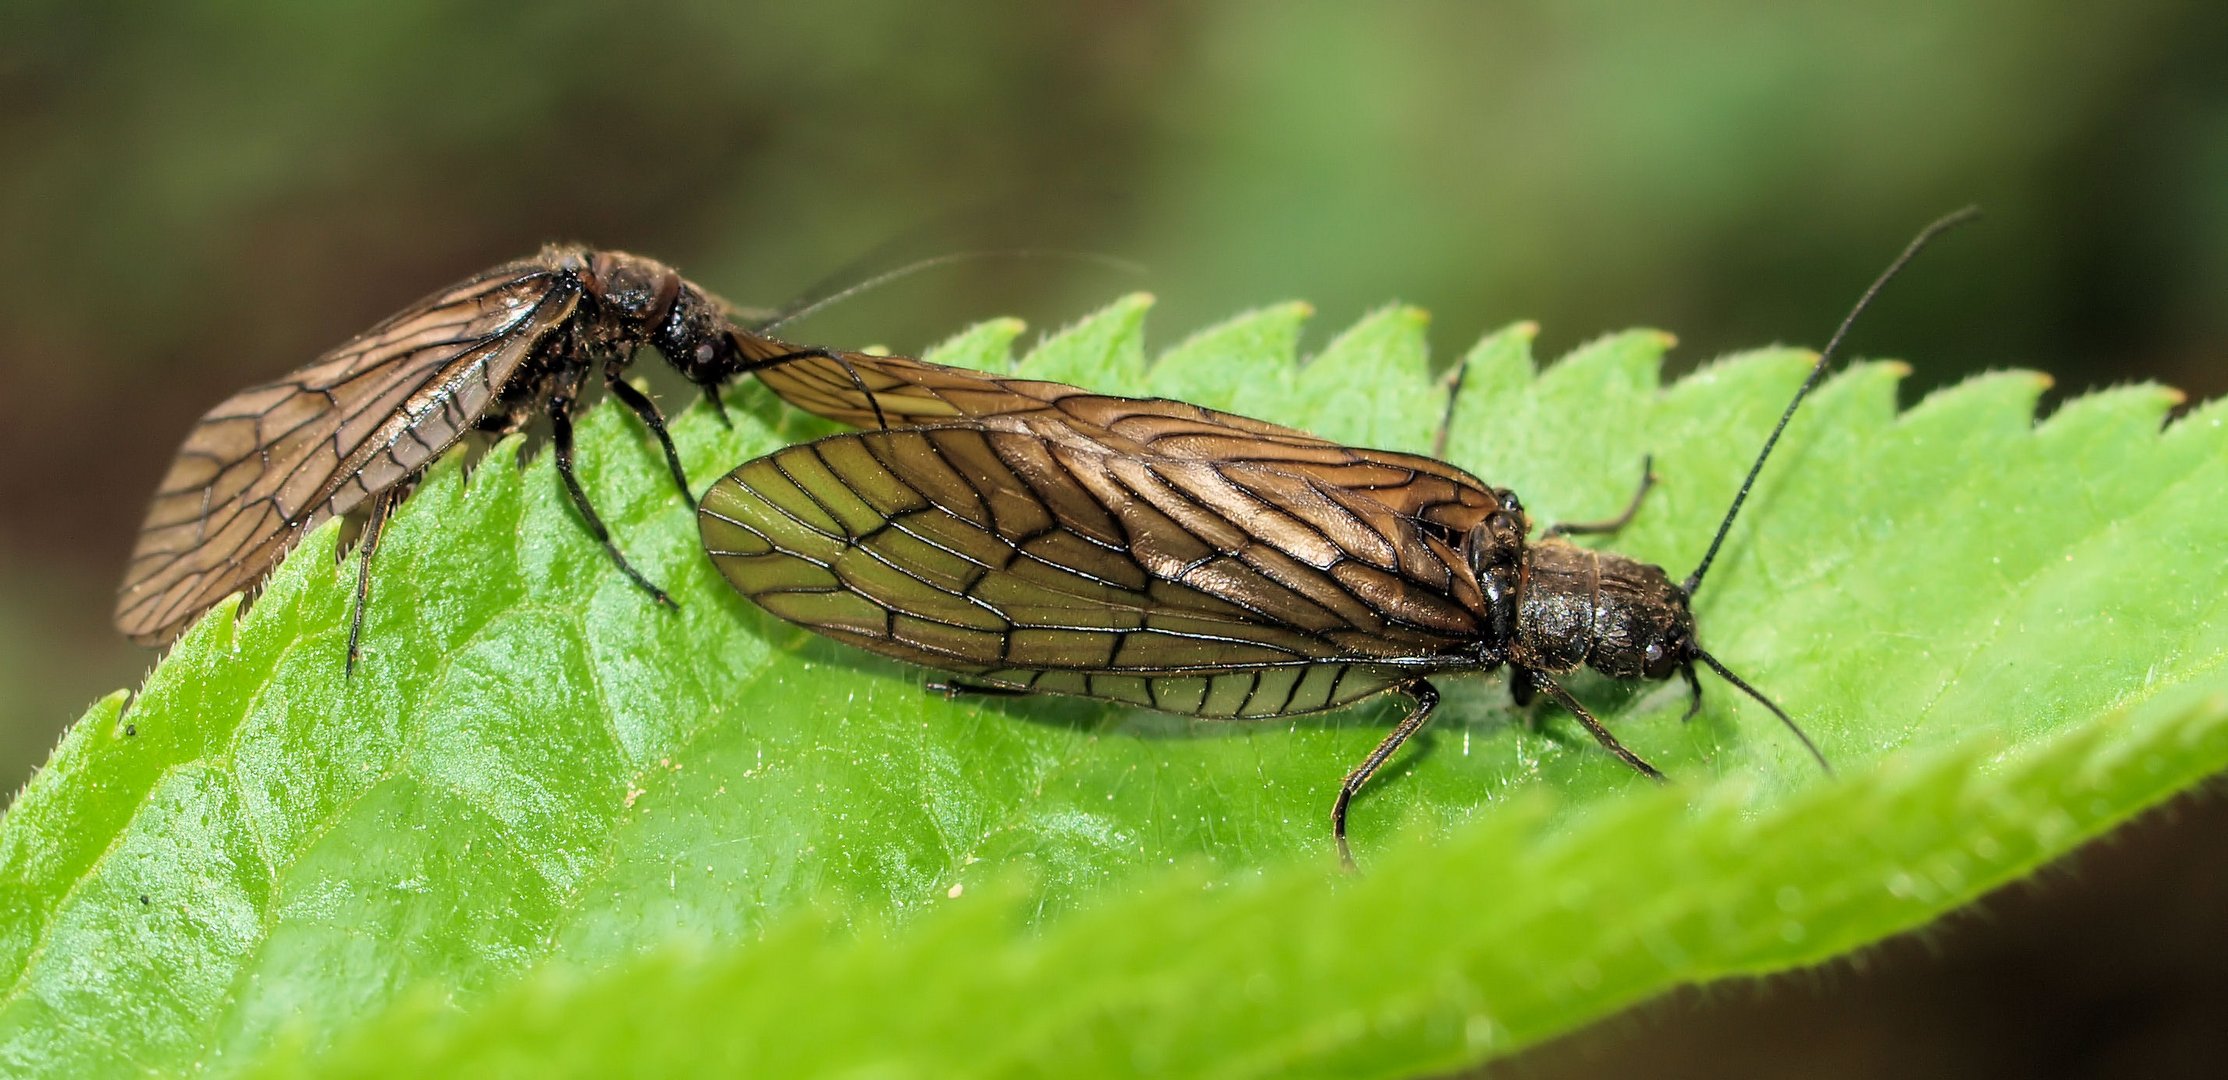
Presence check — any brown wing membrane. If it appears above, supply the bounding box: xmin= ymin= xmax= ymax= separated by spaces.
xmin=115 ymin=261 xmax=578 ymax=645
xmin=734 ymin=331 xmax=1503 ymax=536
xmin=700 ymin=422 xmax=1501 ymax=718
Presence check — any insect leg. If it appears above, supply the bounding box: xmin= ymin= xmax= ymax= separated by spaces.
xmin=1530 ymin=673 xmax=1666 ymax=780
xmin=1331 ymin=679 xmax=1441 ymax=869
xmin=548 ymin=386 xmax=678 ymax=609
xmin=1543 ymin=456 xmax=1657 ymax=538
xmin=344 ymin=487 xmax=399 ymax=677
xmin=1430 ymin=352 xmax=1473 ymax=460
xmin=603 ymin=372 xmax=693 ymax=500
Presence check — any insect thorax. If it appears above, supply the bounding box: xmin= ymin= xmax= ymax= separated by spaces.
xmin=1511 ymin=542 xmax=1695 ymax=681
xmin=1464 ymin=503 xmax=1529 ymax=650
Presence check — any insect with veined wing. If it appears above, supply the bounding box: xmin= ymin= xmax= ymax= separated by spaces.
xmin=115 ymin=246 xmax=869 ymax=668
xmin=701 ymin=209 xmax=1977 ymax=861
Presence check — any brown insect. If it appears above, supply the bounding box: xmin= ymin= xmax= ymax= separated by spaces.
xmin=116 ymin=246 xmax=836 ymax=667
xmin=702 ymin=210 xmax=1975 ymax=860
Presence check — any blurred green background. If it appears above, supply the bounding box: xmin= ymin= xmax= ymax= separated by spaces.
xmin=2 ymin=2 xmax=2223 ymax=1075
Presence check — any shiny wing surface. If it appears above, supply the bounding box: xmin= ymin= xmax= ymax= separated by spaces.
xmin=735 ymin=332 xmax=1506 ymax=536
xmin=700 ymin=422 xmax=1495 ymax=717
xmin=116 ymin=261 xmax=578 ymax=645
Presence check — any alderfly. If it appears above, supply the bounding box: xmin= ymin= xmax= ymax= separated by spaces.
xmin=698 ymin=210 xmax=1976 ymax=860
xmin=117 ymin=247 xmax=847 ymax=668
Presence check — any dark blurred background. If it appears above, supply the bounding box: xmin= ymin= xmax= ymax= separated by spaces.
xmin=2 ymin=3 xmax=2223 ymax=1075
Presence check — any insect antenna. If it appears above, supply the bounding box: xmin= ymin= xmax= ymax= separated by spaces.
xmin=1682 ymin=206 xmax=1981 ymax=596
xmin=1693 ymin=648 xmax=1833 ymax=775
xmin=749 ymin=249 xmax=1145 ymax=335
xmin=1676 ymin=207 xmax=1978 ymax=776
xmin=720 ymin=248 xmax=1144 ymax=436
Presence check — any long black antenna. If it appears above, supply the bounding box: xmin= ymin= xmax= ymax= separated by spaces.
xmin=1683 ymin=207 xmax=1981 ymax=595
xmin=1694 ymin=649 xmax=1833 ymax=774
xmin=749 ymin=249 xmax=1145 ymax=335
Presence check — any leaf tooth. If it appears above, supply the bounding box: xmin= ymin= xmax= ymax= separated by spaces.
xmin=1014 ymin=292 xmax=1154 ymax=393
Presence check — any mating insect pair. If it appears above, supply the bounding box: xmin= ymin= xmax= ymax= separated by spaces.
xmin=121 ymin=211 xmax=1973 ymax=858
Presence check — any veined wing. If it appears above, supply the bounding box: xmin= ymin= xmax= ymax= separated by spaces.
xmin=116 ymin=259 xmax=579 ymax=645
xmin=699 ymin=423 xmax=1496 ymax=717
xmin=734 ymin=332 xmax=1508 ymax=537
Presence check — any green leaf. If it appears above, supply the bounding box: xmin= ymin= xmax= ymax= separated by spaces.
xmin=4 ymin=296 xmax=2224 ymax=1077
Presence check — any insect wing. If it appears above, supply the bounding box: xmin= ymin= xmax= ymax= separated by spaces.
xmin=700 ymin=422 xmax=1495 ymax=717
xmin=744 ymin=335 xmax=1357 ymax=447
xmin=115 ymin=263 xmax=578 ymax=645
xmin=738 ymin=335 xmax=1507 ymax=536
xmin=738 ymin=335 xmax=1063 ymax=430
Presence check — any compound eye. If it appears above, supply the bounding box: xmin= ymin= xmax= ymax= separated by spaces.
xmin=1497 ymin=488 xmax=1523 ymax=515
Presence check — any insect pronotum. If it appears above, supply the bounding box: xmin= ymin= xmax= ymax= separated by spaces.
xmin=116 ymin=246 xmax=859 ymax=668
xmin=700 ymin=209 xmax=1978 ymax=861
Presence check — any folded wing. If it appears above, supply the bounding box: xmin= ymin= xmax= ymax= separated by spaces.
xmin=700 ymin=422 xmax=1499 ymax=717
xmin=116 ymin=261 xmax=576 ymax=645
xmin=736 ymin=334 xmax=1506 ymax=540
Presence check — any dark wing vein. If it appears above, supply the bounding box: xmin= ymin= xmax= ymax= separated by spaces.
xmin=700 ymin=422 xmax=1494 ymax=718
xmin=734 ymin=332 xmax=1507 ymax=539
xmin=115 ymin=262 xmax=577 ymax=645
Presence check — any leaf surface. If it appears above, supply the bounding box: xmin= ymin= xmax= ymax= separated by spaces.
xmin=3 ymin=297 xmax=2223 ymax=1077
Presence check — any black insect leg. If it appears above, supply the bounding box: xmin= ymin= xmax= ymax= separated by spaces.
xmin=1530 ymin=672 xmax=1666 ymax=781
xmin=1430 ymin=352 xmax=1473 ymax=460
xmin=1544 ymin=456 xmax=1657 ymax=539
xmin=603 ymin=370 xmax=693 ymax=500
xmin=1332 ymin=679 xmax=1441 ymax=870
xmin=548 ymin=385 xmax=677 ymax=609
xmin=344 ymin=487 xmax=399 ymax=677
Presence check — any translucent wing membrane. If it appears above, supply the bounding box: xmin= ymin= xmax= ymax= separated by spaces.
xmin=700 ymin=422 xmax=1502 ymax=718
xmin=711 ymin=214 xmax=1971 ymax=845
xmin=740 ymin=336 xmax=1077 ymax=430
xmin=115 ymin=260 xmax=575 ymax=644
xmin=739 ymin=336 xmax=1506 ymax=536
